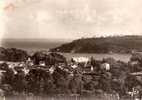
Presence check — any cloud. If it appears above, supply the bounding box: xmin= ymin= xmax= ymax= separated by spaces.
xmin=1 ymin=0 xmax=142 ymax=39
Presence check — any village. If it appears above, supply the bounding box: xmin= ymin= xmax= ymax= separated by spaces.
xmin=0 ymin=49 xmax=142 ymax=100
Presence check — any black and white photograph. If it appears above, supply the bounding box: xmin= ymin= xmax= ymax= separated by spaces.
xmin=0 ymin=0 xmax=142 ymax=100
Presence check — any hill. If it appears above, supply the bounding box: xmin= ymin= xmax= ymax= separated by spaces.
xmin=50 ymin=36 xmax=142 ymax=53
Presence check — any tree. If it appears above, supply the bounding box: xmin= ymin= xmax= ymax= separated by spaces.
xmin=32 ymin=51 xmax=47 ymax=65
xmin=45 ymin=52 xmax=67 ymax=65
xmin=5 ymin=48 xmax=28 ymax=62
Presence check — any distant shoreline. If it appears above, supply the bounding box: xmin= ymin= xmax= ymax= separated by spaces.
xmin=50 ymin=36 xmax=142 ymax=54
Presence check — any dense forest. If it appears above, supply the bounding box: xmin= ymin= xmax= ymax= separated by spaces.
xmin=0 ymin=47 xmax=28 ymax=62
xmin=50 ymin=35 xmax=142 ymax=53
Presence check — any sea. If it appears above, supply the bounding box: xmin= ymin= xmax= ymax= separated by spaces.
xmin=1 ymin=39 xmax=132 ymax=62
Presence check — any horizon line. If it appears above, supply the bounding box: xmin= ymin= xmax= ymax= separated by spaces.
xmin=1 ymin=34 xmax=142 ymax=40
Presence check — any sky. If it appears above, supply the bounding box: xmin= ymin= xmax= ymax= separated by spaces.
xmin=0 ymin=0 xmax=142 ymax=40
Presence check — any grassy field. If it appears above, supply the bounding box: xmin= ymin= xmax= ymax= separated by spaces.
xmin=4 ymin=96 xmax=124 ymax=100
xmin=3 ymin=93 xmax=132 ymax=100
